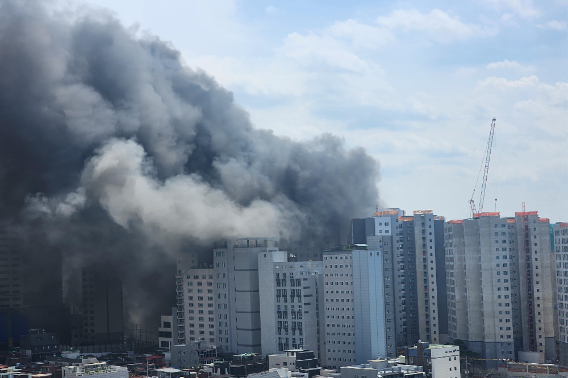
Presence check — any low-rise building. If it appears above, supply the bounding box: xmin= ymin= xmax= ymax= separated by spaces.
xmin=160 ymin=307 xmax=178 ymax=350
xmin=267 ymin=350 xmax=319 ymax=377
xmin=171 ymin=341 xmax=218 ymax=369
xmin=61 ymin=358 xmax=128 ymax=378
xmin=405 ymin=342 xmax=460 ymax=378
xmin=20 ymin=330 xmax=60 ymax=362
xmin=339 ymin=358 xmax=424 ymax=378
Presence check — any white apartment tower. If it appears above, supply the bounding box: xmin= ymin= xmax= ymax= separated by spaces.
xmin=214 ymin=237 xmax=280 ymax=354
xmin=445 ymin=211 xmax=556 ymax=365
xmin=413 ymin=211 xmax=441 ymax=344
xmin=553 ymin=222 xmax=568 ymax=365
xmin=176 ymin=263 xmax=216 ymax=346
xmin=258 ymin=251 xmax=322 ymax=357
xmin=320 ymin=248 xmax=356 ymax=368
xmin=319 ymin=242 xmax=390 ymax=369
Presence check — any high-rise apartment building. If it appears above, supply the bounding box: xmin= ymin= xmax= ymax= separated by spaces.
xmin=445 ymin=211 xmax=556 ymax=365
xmin=176 ymin=265 xmax=216 ymax=346
xmin=258 ymin=251 xmax=322 ymax=357
xmin=213 ymin=237 xmax=280 ymax=354
xmin=351 ymin=209 xmax=447 ymax=347
xmin=0 ymin=226 xmax=22 ymax=309
xmin=553 ymin=222 xmax=568 ymax=365
xmin=319 ymin=242 xmax=391 ymax=368
xmin=413 ymin=210 xmax=445 ymax=345
xmin=81 ymin=265 xmax=123 ymax=345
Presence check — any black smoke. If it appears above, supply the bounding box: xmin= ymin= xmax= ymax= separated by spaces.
xmin=0 ymin=0 xmax=380 ymax=331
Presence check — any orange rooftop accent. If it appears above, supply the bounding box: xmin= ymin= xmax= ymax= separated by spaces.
xmin=473 ymin=212 xmax=500 ymax=217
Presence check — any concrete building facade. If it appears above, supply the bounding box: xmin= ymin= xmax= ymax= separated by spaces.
xmin=445 ymin=211 xmax=556 ymax=364
xmin=81 ymin=266 xmax=123 ymax=345
xmin=406 ymin=342 xmax=460 ymax=378
xmin=0 ymin=226 xmax=22 ymax=310
xmin=320 ymin=243 xmax=391 ymax=369
xmin=351 ymin=209 xmax=447 ymax=347
xmin=553 ymin=222 xmax=568 ymax=365
xmin=214 ymin=237 xmax=280 ymax=354
xmin=176 ymin=266 xmax=215 ymax=346
xmin=158 ymin=307 xmax=178 ymax=349
xmin=258 ymin=251 xmax=322 ymax=357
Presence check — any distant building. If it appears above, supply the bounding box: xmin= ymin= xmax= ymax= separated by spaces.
xmin=405 ymin=342 xmax=460 ymax=378
xmin=351 ymin=209 xmax=448 ymax=347
xmin=20 ymin=329 xmax=59 ymax=362
xmin=339 ymin=358 xmax=425 ymax=378
xmin=268 ymin=349 xmax=320 ymax=374
xmin=171 ymin=341 xmax=217 ymax=368
xmin=258 ymin=251 xmax=322 ymax=357
xmin=319 ymin=242 xmax=390 ymax=368
xmin=175 ymin=266 xmax=215 ymax=346
xmin=214 ymin=237 xmax=280 ymax=354
xmin=553 ymin=222 xmax=568 ymax=365
xmin=445 ymin=211 xmax=556 ymax=365
xmin=0 ymin=226 xmax=23 ymax=309
xmin=81 ymin=265 xmax=123 ymax=345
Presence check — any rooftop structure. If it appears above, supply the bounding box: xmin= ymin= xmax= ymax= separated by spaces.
xmin=61 ymin=358 xmax=128 ymax=378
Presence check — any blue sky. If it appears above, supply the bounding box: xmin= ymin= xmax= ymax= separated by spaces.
xmin=77 ymin=0 xmax=567 ymax=222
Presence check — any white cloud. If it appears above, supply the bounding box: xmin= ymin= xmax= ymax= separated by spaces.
xmin=376 ymin=9 xmax=495 ymax=42
xmin=486 ymin=59 xmax=535 ymax=72
xmin=279 ymin=32 xmax=372 ymax=73
xmin=265 ymin=6 xmax=278 ymax=15
xmin=481 ymin=0 xmax=541 ymax=18
xmin=327 ymin=19 xmax=395 ymax=49
xmin=536 ymin=20 xmax=568 ymax=30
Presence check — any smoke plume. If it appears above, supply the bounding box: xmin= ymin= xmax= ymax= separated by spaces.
xmin=0 ymin=0 xmax=380 ymax=330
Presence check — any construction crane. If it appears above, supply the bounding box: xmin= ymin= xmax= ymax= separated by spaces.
xmin=469 ymin=118 xmax=496 ymax=217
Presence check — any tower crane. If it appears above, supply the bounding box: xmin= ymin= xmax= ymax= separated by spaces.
xmin=469 ymin=118 xmax=496 ymax=217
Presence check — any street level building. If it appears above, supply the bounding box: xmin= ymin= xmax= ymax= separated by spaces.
xmin=61 ymin=358 xmax=128 ymax=378
xmin=405 ymin=342 xmax=460 ymax=378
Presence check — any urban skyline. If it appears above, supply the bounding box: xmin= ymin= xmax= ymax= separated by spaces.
xmin=0 ymin=1 xmax=566 ymax=377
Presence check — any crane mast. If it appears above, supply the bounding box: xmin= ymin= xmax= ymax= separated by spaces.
xmin=469 ymin=118 xmax=496 ymax=216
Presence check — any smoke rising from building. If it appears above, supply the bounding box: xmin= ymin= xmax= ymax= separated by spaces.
xmin=0 ymin=1 xmax=380 ymax=328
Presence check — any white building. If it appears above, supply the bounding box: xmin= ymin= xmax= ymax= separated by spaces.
xmin=176 ymin=265 xmax=216 ymax=346
xmin=61 ymin=358 xmax=128 ymax=378
xmin=554 ymin=222 xmax=568 ymax=365
xmin=214 ymin=237 xmax=280 ymax=354
xmin=259 ymin=251 xmax=322 ymax=356
xmin=339 ymin=358 xmax=425 ymax=378
xmin=406 ymin=343 xmax=460 ymax=378
xmin=320 ymin=243 xmax=389 ymax=368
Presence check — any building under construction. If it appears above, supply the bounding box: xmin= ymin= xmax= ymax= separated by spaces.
xmin=445 ymin=210 xmax=556 ymax=367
